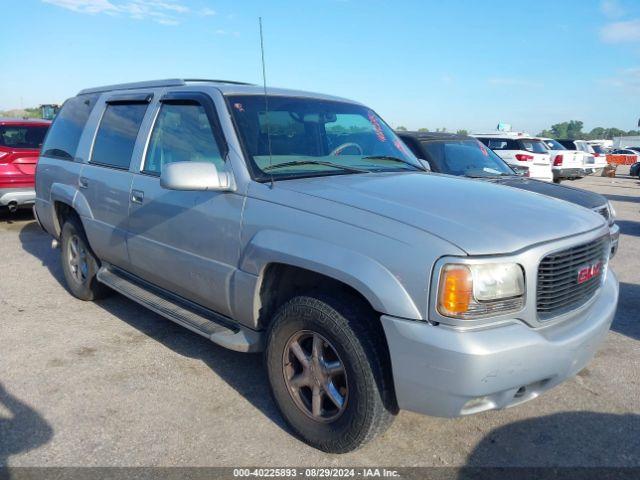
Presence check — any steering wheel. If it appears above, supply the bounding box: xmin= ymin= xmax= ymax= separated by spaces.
xmin=330 ymin=142 xmax=364 ymax=156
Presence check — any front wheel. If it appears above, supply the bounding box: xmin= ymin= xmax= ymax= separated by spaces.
xmin=266 ymin=293 xmax=396 ymax=453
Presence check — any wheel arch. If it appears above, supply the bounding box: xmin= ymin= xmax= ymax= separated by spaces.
xmin=237 ymin=230 xmax=422 ymax=328
xmin=49 ymin=183 xmax=93 ymax=238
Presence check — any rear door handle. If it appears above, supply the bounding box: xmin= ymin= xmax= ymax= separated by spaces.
xmin=78 ymin=177 xmax=89 ymax=189
xmin=131 ymin=190 xmax=144 ymax=204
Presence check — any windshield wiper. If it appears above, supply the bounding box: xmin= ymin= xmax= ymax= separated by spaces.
xmin=263 ymin=160 xmax=370 ymax=173
xmin=360 ymin=155 xmax=423 ymax=171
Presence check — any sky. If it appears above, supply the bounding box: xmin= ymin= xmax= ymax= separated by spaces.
xmin=1 ymin=0 xmax=639 ymax=134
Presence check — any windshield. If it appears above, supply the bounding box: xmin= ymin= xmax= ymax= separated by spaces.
xmin=591 ymin=145 xmax=605 ymax=154
xmin=0 ymin=125 xmax=49 ymax=149
xmin=542 ymin=139 xmax=566 ymax=150
xmin=519 ymin=139 xmax=548 ymax=154
xmin=422 ymin=139 xmax=514 ymax=177
xmin=228 ymin=95 xmax=421 ymax=180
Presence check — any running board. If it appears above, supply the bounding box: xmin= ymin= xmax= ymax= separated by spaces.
xmin=97 ymin=267 xmax=263 ymax=353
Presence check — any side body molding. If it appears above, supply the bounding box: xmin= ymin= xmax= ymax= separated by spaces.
xmin=239 ymin=229 xmax=422 ymax=321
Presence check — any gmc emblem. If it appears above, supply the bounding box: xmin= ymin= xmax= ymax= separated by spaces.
xmin=577 ymin=262 xmax=602 ymax=284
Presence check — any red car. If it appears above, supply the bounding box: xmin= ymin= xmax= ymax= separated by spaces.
xmin=0 ymin=118 xmax=51 ymax=211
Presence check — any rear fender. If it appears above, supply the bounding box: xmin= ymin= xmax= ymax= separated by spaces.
xmin=49 ymin=183 xmax=93 ymax=238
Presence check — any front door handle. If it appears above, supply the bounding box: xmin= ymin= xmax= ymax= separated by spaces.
xmin=78 ymin=177 xmax=89 ymax=189
xmin=131 ymin=190 xmax=144 ymax=204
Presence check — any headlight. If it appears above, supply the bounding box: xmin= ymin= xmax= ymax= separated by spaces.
xmin=437 ymin=263 xmax=525 ymax=319
xmin=607 ymin=201 xmax=616 ymax=224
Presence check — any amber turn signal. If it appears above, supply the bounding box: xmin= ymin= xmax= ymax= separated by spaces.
xmin=438 ymin=265 xmax=473 ymax=316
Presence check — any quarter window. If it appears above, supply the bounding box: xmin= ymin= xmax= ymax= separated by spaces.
xmin=143 ymin=102 xmax=224 ymax=175
xmin=91 ymin=103 xmax=148 ymax=169
xmin=41 ymin=94 xmax=99 ymax=160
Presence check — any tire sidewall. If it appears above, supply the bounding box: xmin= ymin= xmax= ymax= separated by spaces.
xmin=266 ymin=297 xmax=379 ymax=450
xmin=60 ymin=218 xmax=101 ymax=300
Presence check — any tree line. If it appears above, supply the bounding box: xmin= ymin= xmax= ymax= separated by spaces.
xmin=537 ymin=121 xmax=639 ymax=140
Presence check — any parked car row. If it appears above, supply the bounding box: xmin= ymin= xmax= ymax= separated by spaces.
xmin=451 ymin=131 xmax=608 ymax=183
xmin=29 ymin=79 xmax=620 ymax=453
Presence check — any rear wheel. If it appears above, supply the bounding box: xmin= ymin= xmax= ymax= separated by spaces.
xmin=60 ymin=215 xmax=109 ymax=301
xmin=266 ymin=293 xmax=396 ymax=453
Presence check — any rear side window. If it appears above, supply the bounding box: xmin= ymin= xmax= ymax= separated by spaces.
xmin=143 ymin=102 xmax=224 ymax=175
xmin=518 ymin=139 xmax=548 ymax=153
xmin=41 ymin=94 xmax=99 ymax=160
xmin=479 ymin=138 xmax=520 ymax=150
xmin=558 ymin=140 xmax=576 ymax=149
xmin=91 ymin=103 xmax=148 ymax=170
xmin=484 ymin=139 xmax=508 ymax=150
xmin=0 ymin=125 xmax=49 ymax=149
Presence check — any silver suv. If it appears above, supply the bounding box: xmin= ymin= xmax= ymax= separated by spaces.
xmin=34 ymin=79 xmax=619 ymax=453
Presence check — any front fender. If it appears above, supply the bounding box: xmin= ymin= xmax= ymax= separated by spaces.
xmin=239 ymin=229 xmax=422 ymax=320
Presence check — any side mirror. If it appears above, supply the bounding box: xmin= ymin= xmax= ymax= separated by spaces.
xmin=418 ymin=159 xmax=431 ymax=172
xmin=160 ymin=161 xmax=231 ymax=191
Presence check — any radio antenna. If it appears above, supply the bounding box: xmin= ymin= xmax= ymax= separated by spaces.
xmin=259 ymin=17 xmax=275 ymax=188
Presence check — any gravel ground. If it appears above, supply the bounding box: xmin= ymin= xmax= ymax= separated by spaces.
xmin=0 ymin=170 xmax=638 ymax=469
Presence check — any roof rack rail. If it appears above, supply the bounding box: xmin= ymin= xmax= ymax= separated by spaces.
xmin=78 ymin=78 xmax=254 ymax=95
xmin=183 ymin=78 xmax=254 ymax=86
xmin=78 ymin=79 xmax=185 ymax=95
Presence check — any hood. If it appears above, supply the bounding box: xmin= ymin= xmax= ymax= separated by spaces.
xmin=276 ymin=172 xmax=605 ymax=255
xmin=487 ymin=177 xmax=606 ymax=209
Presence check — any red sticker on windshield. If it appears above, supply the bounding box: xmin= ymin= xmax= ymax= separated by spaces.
xmin=394 ymin=137 xmax=407 ymax=154
xmin=477 ymin=140 xmax=489 ymax=156
xmin=368 ymin=111 xmax=386 ymax=142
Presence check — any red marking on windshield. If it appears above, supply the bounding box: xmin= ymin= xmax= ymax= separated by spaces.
xmin=368 ymin=111 xmax=386 ymax=142
xmin=477 ymin=140 xmax=489 ymax=156
xmin=394 ymin=137 xmax=407 ymax=154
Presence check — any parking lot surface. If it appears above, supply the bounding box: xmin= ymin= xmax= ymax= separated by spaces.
xmin=0 ymin=171 xmax=638 ymax=468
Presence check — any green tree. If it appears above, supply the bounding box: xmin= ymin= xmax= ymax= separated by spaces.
xmin=417 ymin=128 xmax=429 ymax=132
xmin=538 ymin=122 xmax=640 ymax=140
xmin=456 ymin=129 xmax=468 ymax=136
xmin=396 ymin=126 xmax=407 ymax=131
xmin=537 ymin=121 xmax=584 ymax=139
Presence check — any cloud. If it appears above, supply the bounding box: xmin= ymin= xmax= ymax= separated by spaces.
xmin=42 ymin=0 xmax=118 ymax=14
xmin=487 ymin=77 xmax=543 ymax=88
xmin=440 ymin=74 xmax=454 ymax=85
xmin=602 ymin=67 xmax=640 ymax=91
xmin=201 ymin=7 xmax=215 ymax=16
xmin=601 ymin=0 xmax=625 ymax=18
xmin=215 ymin=29 xmax=240 ymax=37
xmin=42 ymin=0 xmax=191 ymax=25
xmin=600 ymin=19 xmax=640 ymax=42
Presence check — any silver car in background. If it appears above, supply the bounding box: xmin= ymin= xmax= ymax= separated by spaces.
xmin=34 ymin=79 xmax=619 ymax=453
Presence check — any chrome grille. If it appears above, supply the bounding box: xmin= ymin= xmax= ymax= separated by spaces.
xmin=537 ymin=237 xmax=609 ymax=320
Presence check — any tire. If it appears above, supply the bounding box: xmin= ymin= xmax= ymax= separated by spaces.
xmin=60 ymin=215 xmax=110 ymax=301
xmin=553 ymin=178 xmax=561 ymax=184
xmin=266 ymin=293 xmax=397 ymax=453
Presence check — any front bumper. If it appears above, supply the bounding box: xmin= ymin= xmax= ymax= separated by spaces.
xmin=381 ymin=270 xmax=618 ymax=417
xmin=0 ymin=187 xmax=35 ymax=207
